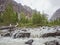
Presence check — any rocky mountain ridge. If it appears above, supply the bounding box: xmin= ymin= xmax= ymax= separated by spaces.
xmin=50 ymin=8 xmax=60 ymax=21
xmin=0 ymin=0 xmax=34 ymax=17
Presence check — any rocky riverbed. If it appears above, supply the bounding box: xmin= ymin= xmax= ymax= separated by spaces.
xmin=0 ymin=37 xmax=60 ymax=45
xmin=0 ymin=26 xmax=60 ymax=45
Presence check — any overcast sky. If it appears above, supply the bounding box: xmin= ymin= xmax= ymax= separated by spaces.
xmin=14 ymin=0 xmax=60 ymax=19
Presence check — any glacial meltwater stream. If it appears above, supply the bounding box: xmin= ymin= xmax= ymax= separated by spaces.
xmin=0 ymin=26 xmax=60 ymax=45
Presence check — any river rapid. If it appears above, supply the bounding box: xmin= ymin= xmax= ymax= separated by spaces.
xmin=0 ymin=26 xmax=60 ymax=45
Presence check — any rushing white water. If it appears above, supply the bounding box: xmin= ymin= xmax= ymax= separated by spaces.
xmin=0 ymin=26 xmax=60 ymax=45
xmin=0 ymin=37 xmax=60 ymax=45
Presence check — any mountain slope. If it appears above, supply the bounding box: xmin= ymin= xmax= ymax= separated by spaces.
xmin=0 ymin=0 xmax=33 ymax=17
xmin=50 ymin=8 xmax=60 ymax=21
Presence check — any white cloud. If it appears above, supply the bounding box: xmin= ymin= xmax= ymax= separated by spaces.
xmin=14 ymin=0 xmax=60 ymax=19
xmin=14 ymin=0 xmax=52 ymax=13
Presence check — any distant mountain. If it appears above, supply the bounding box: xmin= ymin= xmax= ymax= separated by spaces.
xmin=23 ymin=5 xmax=33 ymax=13
xmin=0 ymin=0 xmax=34 ymax=17
xmin=50 ymin=8 xmax=60 ymax=21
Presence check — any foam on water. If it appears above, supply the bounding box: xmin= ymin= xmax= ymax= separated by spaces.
xmin=0 ymin=37 xmax=60 ymax=45
xmin=0 ymin=27 xmax=60 ymax=45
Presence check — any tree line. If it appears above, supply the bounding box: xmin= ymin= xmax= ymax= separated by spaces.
xmin=0 ymin=4 xmax=60 ymax=27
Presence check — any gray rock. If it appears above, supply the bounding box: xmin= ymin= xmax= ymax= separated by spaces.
xmin=25 ymin=39 xmax=34 ymax=45
xmin=45 ymin=40 xmax=59 ymax=45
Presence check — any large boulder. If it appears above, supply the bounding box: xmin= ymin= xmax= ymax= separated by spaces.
xmin=1 ymin=32 xmax=11 ymax=37
xmin=13 ymin=31 xmax=30 ymax=38
xmin=41 ymin=32 xmax=60 ymax=37
xmin=25 ymin=39 xmax=34 ymax=45
xmin=13 ymin=33 xmax=30 ymax=38
xmin=45 ymin=40 xmax=59 ymax=45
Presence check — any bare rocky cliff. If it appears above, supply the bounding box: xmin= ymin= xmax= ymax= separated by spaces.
xmin=0 ymin=0 xmax=33 ymax=17
xmin=50 ymin=8 xmax=60 ymax=21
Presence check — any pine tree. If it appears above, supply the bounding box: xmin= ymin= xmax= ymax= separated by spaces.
xmin=3 ymin=4 xmax=18 ymax=25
